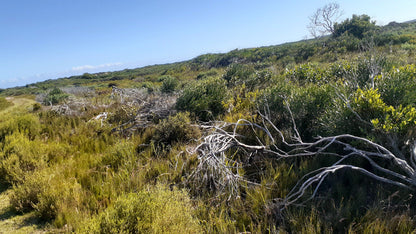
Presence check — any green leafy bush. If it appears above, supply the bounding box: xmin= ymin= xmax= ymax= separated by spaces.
xmin=10 ymin=170 xmax=45 ymax=213
xmin=333 ymin=14 xmax=377 ymax=39
xmin=11 ymin=167 xmax=84 ymax=224
xmin=176 ymin=77 xmax=228 ymax=121
xmin=377 ymin=65 xmax=416 ymax=107
xmin=44 ymin=88 xmax=69 ymax=105
xmin=153 ymin=112 xmax=201 ymax=145
xmin=222 ymin=63 xmax=255 ymax=87
xmin=196 ymin=70 xmax=218 ymax=80
xmin=286 ymin=63 xmax=330 ymax=85
xmin=0 ymin=114 xmax=41 ymax=142
xmin=262 ymin=82 xmax=335 ymax=140
xmin=83 ymin=184 xmax=201 ymax=233
xmin=141 ymin=81 xmax=155 ymax=93
xmin=0 ymin=132 xmax=47 ymax=184
xmin=160 ymin=76 xmax=179 ymax=93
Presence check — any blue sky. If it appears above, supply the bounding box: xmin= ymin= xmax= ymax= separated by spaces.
xmin=1 ymin=0 xmax=415 ymax=88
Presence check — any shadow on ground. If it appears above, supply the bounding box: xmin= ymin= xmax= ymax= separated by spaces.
xmin=0 ymin=184 xmax=47 ymax=233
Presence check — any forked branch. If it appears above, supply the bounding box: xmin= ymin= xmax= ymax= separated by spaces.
xmin=189 ymin=112 xmax=416 ymax=207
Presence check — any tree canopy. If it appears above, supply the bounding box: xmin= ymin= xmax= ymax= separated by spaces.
xmin=333 ymin=14 xmax=377 ymax=39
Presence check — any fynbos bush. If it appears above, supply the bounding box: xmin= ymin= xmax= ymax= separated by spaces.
xmin=176 ymin=77 xmax=228 ymax=121
xmin=153 ymin=112 xmax=201 ymax=145
xmin=82 ymin=184 xmax=201 ymax=233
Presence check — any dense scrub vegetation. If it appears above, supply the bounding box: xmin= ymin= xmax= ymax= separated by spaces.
xmin=1 ymin=17 xmax=416 ymax=233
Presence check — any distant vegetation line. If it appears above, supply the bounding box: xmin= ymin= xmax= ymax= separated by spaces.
xmin=1 ymin=19 xmax=415 ymax=95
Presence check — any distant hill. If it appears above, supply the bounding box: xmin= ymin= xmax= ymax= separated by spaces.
xmin=1 ymin=19 xmax=416 ymax=96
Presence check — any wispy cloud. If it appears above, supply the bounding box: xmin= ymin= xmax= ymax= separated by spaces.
xmin=72 ymin=62 xmax=123 ymax=72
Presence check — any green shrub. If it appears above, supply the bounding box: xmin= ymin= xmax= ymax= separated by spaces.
xmin=333 ymin=33 xmax=361 ymax=51
xmin=0 ymin=132 xmax=46 ymax=184
xmin=141 ymin=81 xmax=155 ymax=93
xmin=83 ymin=184 xmax=201 ymax=233
xmin=289 ymin=84 xmax=335 ymax=139
xmin=261 ymin=82 xmax=336 ymax=140
xmin=101 ymin=141 xmax=137 ymax=171
xmin=259 ymin=81 xmax=293 ymax=129
xmin=377 ymin=65 xmax=416 ymax=107
xmin=35 ymin=177 xmax=82 ymax=222
xmin=153 ymin=112 xmax=201 ymax=145
xmin=176 ymin=77 xmax=228 ymax=121
xmin=196 ymin=70 xmax=218 ymax=80
xmin=402 ymin=42 xmax=416 ymax=55
xmin=286 ymin=63 xmax=330 ymax=85
xmin=32 ymin=102 xmax=41 ymax=112
xmin=333 ymin=14 xmax=377 ymax=39
xmin=0 ymin=114 xmax=41 ymax=142
xmin=11 ymin=168 xmax=83 ymax=224
xmin=10 ymin=170 xmax=45 ymax=213
xmin=43 ymin=88 xmax=69 ymax=105
xmin=222 ymin=63 xmax=255 ymax=87
xmin=160 ymin=76 xmax=179 ymax=93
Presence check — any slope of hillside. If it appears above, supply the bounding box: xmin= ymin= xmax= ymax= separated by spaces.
xmin=0 ymin=16 xmax=416 ymax=233
xmin=2 ymin=20 xmax=415 ymax=96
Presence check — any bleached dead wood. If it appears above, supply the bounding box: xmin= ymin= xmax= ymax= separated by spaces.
xmin=111 ymin=93 xmax=177 ymax=136
xmin=189 ymin=111 xmax=416 ymax=208
xmin=308 ymin=2 xmax=342 ymax=38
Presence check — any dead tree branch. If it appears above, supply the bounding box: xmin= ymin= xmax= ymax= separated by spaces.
xmin=308 ymin=2 xmax=343 ymax=38
xmin=189 ymin=111 xmax=416 ymax=207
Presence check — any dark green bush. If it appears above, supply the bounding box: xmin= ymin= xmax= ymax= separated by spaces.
xmin=153 ymin=112 xmax=201 ymax=145
xmin=222 ymin=63 xmax=255 ymax=87
xmin=176 ymin=77 xmax=228 ymax=121
xmin=44 ymin=88 xmax=69 ymax=105
xmin=32 ymin=102 xmax=41 ymax=112
xmin=160 ymin=76 xmax=179 ymax=93
xmin=81 ymin=73 xmax=95 ymax=79
xmin=333 ymin=14 xmax=377 ymax=39
xmin=262 ymin=82 xmax=335 ymax=140
xmin=377 ymin=64 xmax=416 ymax=107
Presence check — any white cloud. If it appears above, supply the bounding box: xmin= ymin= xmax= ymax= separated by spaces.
xmin=72 ymin=62 xmax=123 ymax=72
